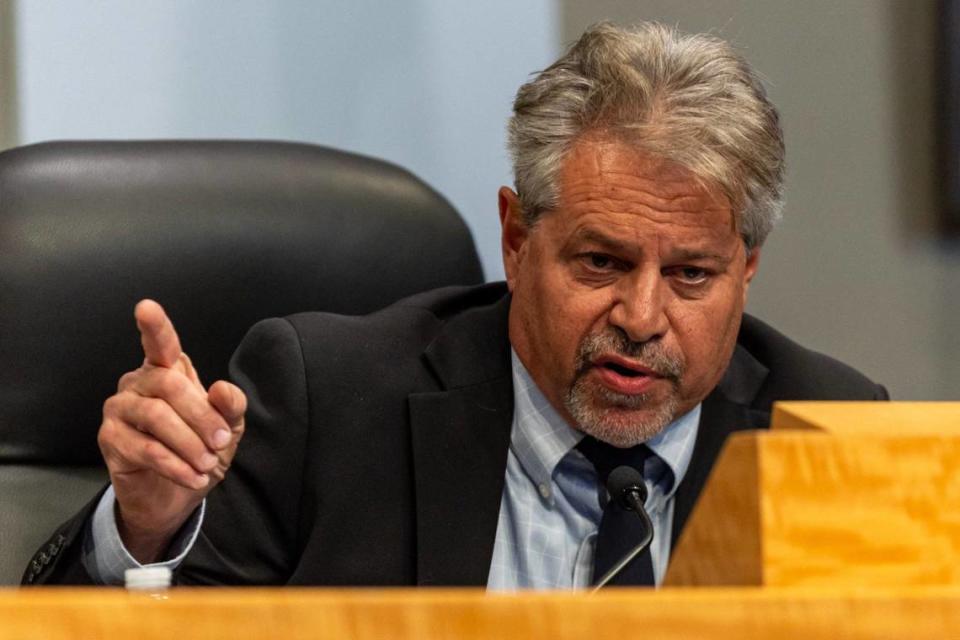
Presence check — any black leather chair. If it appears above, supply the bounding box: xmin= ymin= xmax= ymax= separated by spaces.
xmin=0 ymin=140 xmax=484 ymax=584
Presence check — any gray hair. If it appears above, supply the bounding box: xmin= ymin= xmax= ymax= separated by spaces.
xmin=507 ymin=21 xmax=785 ymax=249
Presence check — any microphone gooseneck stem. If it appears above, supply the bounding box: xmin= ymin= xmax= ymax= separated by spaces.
xmin=590 ymin=489 xmax=655 ymax=592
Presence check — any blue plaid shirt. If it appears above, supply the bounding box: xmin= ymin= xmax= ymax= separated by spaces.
xmin=486 ymin=351 xmax=700 ymax=590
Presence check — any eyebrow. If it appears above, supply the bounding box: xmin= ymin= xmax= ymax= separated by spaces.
xmin=572 ymin=228 xmax=735 ymax=264
xmin=671 ymin=248 xmax=735 ymax=264
xmin=573 ymin=228 xmax=632 ymax=253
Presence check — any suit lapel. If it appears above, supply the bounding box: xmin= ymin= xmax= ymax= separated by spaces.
xmin=409 ymin=294 xmax=514 ymax=586
xmin=670 ymin=345 xmax=770 ymax=546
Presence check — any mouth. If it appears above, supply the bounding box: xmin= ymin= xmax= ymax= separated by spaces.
xmin=595 ymin=355 xmax=659 ymax=377
xmin=590 ymin=355 xmax=663 ymax=395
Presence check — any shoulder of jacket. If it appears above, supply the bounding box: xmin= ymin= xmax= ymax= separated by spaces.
xmin=738 ymin=313 xmax=885 ymax=400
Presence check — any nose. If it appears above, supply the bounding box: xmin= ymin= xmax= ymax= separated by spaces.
xmin=608 ymin=270 xmax=670 ymax=343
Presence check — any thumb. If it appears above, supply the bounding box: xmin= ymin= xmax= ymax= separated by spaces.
xmin=208 ymin=380 xmax=247 ymax=429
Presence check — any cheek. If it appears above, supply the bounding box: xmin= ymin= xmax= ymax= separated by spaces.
xmin=524 ymin=275 xmax=609 ymax=368
xmin=526 ymin=283 xmax=577 ymax=357
xmin=673 ymin=292 xmax=745 ymax=381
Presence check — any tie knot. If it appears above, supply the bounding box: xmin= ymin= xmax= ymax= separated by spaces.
xmin=576 ymin=436 xmax=654 ymax=486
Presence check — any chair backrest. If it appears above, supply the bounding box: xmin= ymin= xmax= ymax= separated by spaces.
xmin=0 ymin=140 xmax=484 ymax=583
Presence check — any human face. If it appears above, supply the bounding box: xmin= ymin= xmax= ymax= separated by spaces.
xmin=501 ymin=137 xmax=759 ymax=447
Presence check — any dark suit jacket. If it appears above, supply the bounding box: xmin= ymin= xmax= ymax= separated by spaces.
xmin=26 ymin=283 xmax=887 ymax=586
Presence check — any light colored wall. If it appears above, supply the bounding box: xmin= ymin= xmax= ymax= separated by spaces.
xmin=563 ymin=0 xmax=960 ymax=400
xmin=0 ymin=1 xmax=17 ymax=149
xmin=10 ymin=1 xmax=959 ymax=399
xmin=13 ymin=1 xmax=560 ymax=281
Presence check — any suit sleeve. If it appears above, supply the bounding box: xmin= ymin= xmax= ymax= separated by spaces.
xmin=21 ymin=488 xmax=106 ymax=585
xmin=174 ymin=317 xmax=312 ymax=585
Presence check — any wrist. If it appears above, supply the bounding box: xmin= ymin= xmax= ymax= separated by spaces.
xmin=114 ymin=503 xmax=193 ymax=565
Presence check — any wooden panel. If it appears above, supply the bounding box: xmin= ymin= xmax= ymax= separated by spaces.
xmin=760 ymin=432 xmax=960 ymax=585
xmin=5 ymin=587 xmax=960 ymax=639
xmin=771 ymin=402 xmax=960 ymax=435
xmin=665 ymin=429 xmax=960 ymax=587
xmin=663 ymin=434 xmax=761 ymax=586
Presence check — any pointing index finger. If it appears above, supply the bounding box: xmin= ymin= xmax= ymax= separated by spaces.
xmin=135 ymin=300 xmax=182 ymax=368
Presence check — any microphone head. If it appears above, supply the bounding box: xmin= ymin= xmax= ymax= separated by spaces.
xmin=606 ymin=465 xmax=648 ymax=511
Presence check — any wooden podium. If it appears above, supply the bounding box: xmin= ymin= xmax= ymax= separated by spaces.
xmin=665 ymin=401 xmax=960 ymax=587
xmin=6 ymin=402 xmax=960 ymax=638
xmin=5 ymin=586 xmax=960 ymax=639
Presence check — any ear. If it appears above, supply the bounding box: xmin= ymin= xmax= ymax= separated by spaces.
xmin=499 ymin=187 xmax=531 ymax=291
xmin=742 ymin=247 xmax=761 ymax=303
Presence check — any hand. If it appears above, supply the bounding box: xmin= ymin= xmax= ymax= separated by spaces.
xmin=98 ymin=300 xmax=246 ymax=563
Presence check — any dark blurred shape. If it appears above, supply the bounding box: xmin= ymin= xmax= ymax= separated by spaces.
xmin=939 ymin=0 xmax=960 ymax=236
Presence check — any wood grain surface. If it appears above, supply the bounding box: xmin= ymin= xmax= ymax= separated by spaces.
xmin=772 ymin=401 xmax=960 ymax=435
xmin=5 ymin=586 xmax=960 ymax=639
xmin=664 ymin=432 xmax=762 ymax=585
xmin=665 ymin=426 xmax=960 ymax=587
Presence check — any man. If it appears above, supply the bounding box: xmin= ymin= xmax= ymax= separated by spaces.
xmin=26 ymin=22 xmax=885 ymax=589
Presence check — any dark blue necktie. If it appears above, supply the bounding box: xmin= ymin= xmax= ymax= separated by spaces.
xmin=576 ymin=436 xmax=656 ymax=586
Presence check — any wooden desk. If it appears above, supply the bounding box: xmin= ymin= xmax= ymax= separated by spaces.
xmin=4 ymin=586 xmax=960 ymax=639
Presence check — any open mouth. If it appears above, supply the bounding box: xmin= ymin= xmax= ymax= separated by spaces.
xmin=602 ymin=361 xmax=649 ymax=378
xmin=590 ymin=356 xmax=663 ymax=395
xmin=594 ymin=354 xmax=658 ymax=378
xmin=592 ymin=359 xmax=658 ymax=395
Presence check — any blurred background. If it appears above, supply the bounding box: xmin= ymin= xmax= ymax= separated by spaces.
xmin=1 ymin=0 xmax=957 ymax=401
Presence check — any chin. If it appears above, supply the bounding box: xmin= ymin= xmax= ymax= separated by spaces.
xmin=565 ymin=382 xmax=680 ymax=448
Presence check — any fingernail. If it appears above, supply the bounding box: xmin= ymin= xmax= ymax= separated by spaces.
xmin=212 ymin=428 xmax=231 ymax=449
xmin=200 ymin=452 xmax=218 ymax=470
xmin=193 ymin=473 xmax=210 ymax=490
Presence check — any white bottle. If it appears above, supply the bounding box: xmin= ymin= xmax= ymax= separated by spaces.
xmin=124 ymin=567 xmax=172 ymax=597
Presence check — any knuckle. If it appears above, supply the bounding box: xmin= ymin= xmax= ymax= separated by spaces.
xmin=97 ymin=420 xmax=117 ymax=451
xmin=102 ymin=394 xmax=122 ymax=417
xmin=142 ymin=439 xmax=169 ymax=464
xmin=155 ymin=370 xmax=187 ymax=397
xmin=140 ymin=398 xmax=167 ymax=425
xmin=116 ymin=370 xmax=139 ymax=391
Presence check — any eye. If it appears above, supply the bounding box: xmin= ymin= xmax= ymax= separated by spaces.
xmin=589 ymin=254 xmax=613 ymax=269
xmin=578 ymin=252 xmax=625 ymax=274
xmin=669 ymin=266 xmax=711 ymax=285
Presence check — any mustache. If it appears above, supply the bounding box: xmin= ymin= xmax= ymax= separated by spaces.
xmin=574 ymin=328 xmax=685 ymax=382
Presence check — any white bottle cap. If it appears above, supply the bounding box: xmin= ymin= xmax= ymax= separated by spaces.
xmin=124 ymin=567 xmax=173 ymax=590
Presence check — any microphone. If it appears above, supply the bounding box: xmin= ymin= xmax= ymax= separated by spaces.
xmin=592 ymin=465 xmax=655 ymax=591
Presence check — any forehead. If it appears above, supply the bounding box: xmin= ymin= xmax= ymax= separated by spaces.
xmin=553 ymin=137 xmax=736 ymax=239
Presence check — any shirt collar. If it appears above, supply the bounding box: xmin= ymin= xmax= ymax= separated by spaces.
xmin=509 ymin=351 xmax=582 ymax=500
xmin=644 ymin=401 xmax=700 ymax=500
xmin=509 ymin=350 xmax=700 ymax=500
